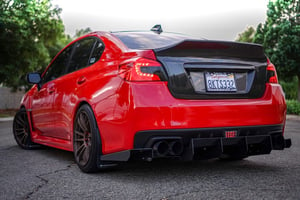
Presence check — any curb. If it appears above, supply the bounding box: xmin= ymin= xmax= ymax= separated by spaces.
xmin=286 ymin=114 xmax=300 ymax=121
xmin=0 ymin=117 xmax=14 ymax=122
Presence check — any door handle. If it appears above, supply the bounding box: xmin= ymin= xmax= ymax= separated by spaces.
xmin=48 ymin=86 xmax=55 ymax=94
xmin=77 ymin=76 xmax=87 ymax=85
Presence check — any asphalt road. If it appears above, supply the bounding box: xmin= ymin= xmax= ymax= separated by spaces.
xmin=0 ymin=120 xmax=299 ymax=200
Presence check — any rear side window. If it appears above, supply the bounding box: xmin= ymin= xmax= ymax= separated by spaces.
xmin=67 ymin=38 xmax=96 ymax=73
xmin=89 ymin=41 xmax=104 ymax=65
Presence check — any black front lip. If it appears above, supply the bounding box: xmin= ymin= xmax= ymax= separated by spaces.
xmin=100 ymin=135 xmax=291 ymax=162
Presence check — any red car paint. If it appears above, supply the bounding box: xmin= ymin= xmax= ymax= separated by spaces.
xmin=18 ymin=31 xmax=289 ymax=162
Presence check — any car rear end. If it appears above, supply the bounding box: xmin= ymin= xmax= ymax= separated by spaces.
xmin=100 ymin=32 xmax=291 ymax=162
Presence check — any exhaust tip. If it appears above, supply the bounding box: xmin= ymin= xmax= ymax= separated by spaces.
xmin=169 ymin=140 xmax=184 ymax=156
xmin=153 ymin=141 xmax=169 ymax=157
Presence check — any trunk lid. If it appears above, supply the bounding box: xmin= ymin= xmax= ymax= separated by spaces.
xmin=154 ymin=40 xmax=267 ymax=99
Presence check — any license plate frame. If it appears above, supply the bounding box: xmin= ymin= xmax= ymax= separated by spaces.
xmin=205 ymin=72 xmax=237 ymax=92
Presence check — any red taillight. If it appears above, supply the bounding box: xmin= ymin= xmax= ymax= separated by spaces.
xmin=266 ymin=59 xmax=278 ymax=83
xmin=119 ymin=57 xmax=166 ymax=82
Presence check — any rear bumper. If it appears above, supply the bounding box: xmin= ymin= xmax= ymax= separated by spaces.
xmin=98 ymin=82 xmax=287 ymax=154
xmin=100 ymin=125 xmax=291 ymax=162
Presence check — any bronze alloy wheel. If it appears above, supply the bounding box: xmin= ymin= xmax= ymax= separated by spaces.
xmin=74 ymin=110 xmax=92 ymax=166
xmin=73 ymin=104 xmax=105 ymax=173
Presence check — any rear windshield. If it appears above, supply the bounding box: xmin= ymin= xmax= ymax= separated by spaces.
xmin=112 ymin=31 xmax=193 ymax=50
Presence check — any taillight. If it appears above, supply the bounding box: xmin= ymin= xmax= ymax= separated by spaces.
xmin=119 ymin=57 xmax=166 ymax=81
xmin=266 ymin=59 xmax=278 ymax=83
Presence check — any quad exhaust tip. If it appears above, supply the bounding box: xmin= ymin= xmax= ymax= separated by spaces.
xmin=153 ymin=140 xmax=184 ymax=157
xmin=169 ymin=140 xmax=184 ymax=156
xmin=153 ymin=140 xmax=169 ymax=157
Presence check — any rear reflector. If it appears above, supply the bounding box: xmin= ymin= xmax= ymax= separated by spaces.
xmin=225 ymin=131 xmax=237 ymax=138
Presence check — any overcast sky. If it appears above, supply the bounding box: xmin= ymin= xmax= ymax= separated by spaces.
xmin=52 ymin=0 xmax=269 ymax=40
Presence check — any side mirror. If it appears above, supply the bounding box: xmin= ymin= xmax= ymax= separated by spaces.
xmin=27 ymin=73 xmax=41 ymax=84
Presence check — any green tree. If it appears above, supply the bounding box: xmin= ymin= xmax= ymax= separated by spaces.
xmin=0 ymin=0 xmax=70 ymax=90
xmin=253 ymin=0 xmax=300 ymax=101
xmin=74 ymin=27 xmax=92 ymax=39
xmin=236 ymin=26 xmax=256 ymax=43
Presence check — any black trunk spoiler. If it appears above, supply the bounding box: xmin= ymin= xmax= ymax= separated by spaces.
xmin=154 ymin=40 xmax=267 ymax=62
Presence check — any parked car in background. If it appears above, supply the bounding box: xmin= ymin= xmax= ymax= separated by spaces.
xmin=13 ymin=25 xmax=291 ymax=172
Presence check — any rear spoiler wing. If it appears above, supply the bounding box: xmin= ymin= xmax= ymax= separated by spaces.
xmin=154 ymin=40 xmax=267 ymax=62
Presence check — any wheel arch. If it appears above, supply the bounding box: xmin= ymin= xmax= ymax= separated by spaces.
xmin=72 ymin=100 xmax=90 ymax=125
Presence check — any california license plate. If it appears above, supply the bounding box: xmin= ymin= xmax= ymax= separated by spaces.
xmin=205 ymin=72 xmax=237 ymax=92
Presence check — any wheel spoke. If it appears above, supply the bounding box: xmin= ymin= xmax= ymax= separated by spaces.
xmin=74 ymin=130 xmax=85 ymax=137
xmin=15 ymin=130 xmax=25 ymax=136
xmin=78 ymin=113 xmax=88 ymax=132
xmin=20 ymin=133 xmax=27 ymax=144
xmin=74 ymin=138 xmax=85 ymax=142
xmin=23 ymin=134 xmax=28 ymax=144
xmin=15 ymin=116 xmax=25 ymax=126
xmin=76 ymin=143 xmax=86 ymax=158
xmin=87 ymin=134 xmax=92 ymax=145
xmin=83 ymin=146 xmax=90 ymax=163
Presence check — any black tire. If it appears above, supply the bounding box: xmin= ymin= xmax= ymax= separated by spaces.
xmin=73 ymin=104 xmax=117 ymax=173
xmin=13 ymin=108 xmax=39 ymax=149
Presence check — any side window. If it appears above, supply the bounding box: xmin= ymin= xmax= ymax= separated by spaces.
xmin=67 ymin=38 xmax=96 ymax=73
xmin=89 ymin=41 xmax=104 ymax=65
xmin=42 ymin=44 xmax=73 ymax=83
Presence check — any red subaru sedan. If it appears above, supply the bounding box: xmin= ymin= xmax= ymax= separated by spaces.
xmin=13 ymin=27 xmax=291 ymax=172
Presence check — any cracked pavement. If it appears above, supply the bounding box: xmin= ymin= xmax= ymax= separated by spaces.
xmin=0 ymin=120 xmax=300 ymax=200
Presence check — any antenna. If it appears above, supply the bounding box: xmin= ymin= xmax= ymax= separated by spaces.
xmin=151 ymin=24 xmax=163 ymax=34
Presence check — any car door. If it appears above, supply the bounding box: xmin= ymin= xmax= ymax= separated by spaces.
xmin=51 ymin=37 xmax=104 ymax=140
xmin=31 ymin=44 xmax=74 ymax=136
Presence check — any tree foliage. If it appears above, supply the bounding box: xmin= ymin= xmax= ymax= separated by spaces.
xmin=236 ymin=26 xmax=256 ymax=43
xmin=0 ymin=0 xmax=70 ymax=90
xmin=74 ymin=27 xmax=92 ymax=39
xmin=253 ymin=0 xmax=300 ymax=101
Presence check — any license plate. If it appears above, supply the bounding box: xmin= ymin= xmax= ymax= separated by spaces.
xmin=205 ymin=72 xmax=237 ymax=92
